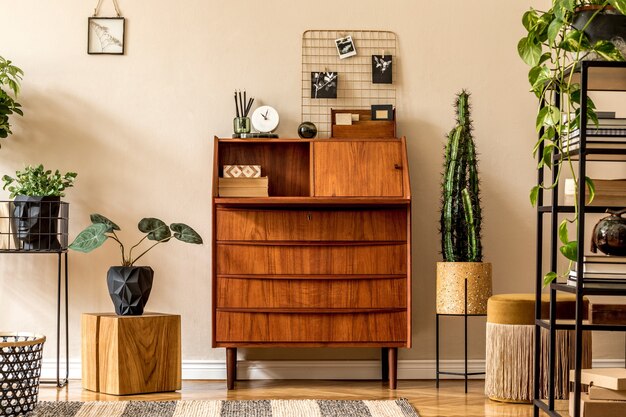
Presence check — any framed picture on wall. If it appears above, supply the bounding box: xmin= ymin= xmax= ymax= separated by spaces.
xmin=88 ymin=17 xmax=125 ymax=55
xmin=372 ymin=55 xmax=393 ymax=84
xmin=311 ymin=72 xmax=338 ymax=99
xmin=335 ymin=36 xmax=357 ymax=59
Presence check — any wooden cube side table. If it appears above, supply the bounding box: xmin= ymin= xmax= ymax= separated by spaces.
xmin=82 ymin=312 xmax=181 ymax=395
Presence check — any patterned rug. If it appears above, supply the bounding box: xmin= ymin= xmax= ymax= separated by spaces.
xmin=32 ymin=399 xmax=419 ymax=417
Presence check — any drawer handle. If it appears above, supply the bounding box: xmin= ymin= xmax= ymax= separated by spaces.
xmin=307 ymin=213 xmax=312 ymax=221
xmin=394 ymin=164 xmax=402 ymax=170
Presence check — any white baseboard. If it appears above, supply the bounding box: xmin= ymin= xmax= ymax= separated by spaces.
xmin=40 ymin=358 xmax=625 ymax=381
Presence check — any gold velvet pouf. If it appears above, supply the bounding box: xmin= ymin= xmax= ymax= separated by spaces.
xmin=485 ymin=293 xmax=592 ymax=403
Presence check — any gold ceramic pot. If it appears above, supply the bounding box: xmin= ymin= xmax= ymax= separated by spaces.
xmin=436 ymin=262 xmax=492 ymax=314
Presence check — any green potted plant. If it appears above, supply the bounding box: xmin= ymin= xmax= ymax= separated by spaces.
xmin=0 ymin=56 xmax=24 ymax=143
xmin=69 ymin=214 xmax=203 ymax=316
xmin=518 ymin=0 xmax=626 ymax=285
xmin=436 ymin=91 xmax=492 ymax=315
xmin=2 ymin=164 xmax=77 ymax=250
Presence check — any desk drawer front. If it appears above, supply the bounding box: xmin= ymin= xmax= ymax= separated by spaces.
xmin=216 ymin=208 xmax=406 ymax=241
xmin=217 ymin=244 xmax=407 ymax=275
xmin=215 ymin=312 xmax=407 ymax=343
xmin=216 ymin=277 xmax=406 ymax=309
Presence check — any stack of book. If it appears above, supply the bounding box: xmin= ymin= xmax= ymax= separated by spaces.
xmin=570 ymin=368 xmax=626 ymax=416
xmin=567 ymin=256 xmax=626 ymax=290
xmin=218 ymin=176 xmax=269 ymax=197
xmin=562 ymin=111 xmax=626 ymax=151
xmin=564 ymin=178 xmax=626 ymax=206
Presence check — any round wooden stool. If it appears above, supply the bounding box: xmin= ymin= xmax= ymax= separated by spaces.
xmin=485 ymin=293 xmax=592 ymax=403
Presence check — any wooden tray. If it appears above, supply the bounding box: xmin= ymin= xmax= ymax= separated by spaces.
xmin=331 ymin=109 xmax=396 ymax=139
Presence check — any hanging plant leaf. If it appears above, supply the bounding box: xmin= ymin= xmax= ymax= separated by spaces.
xmin=536 ymin=105 xmax=560 ymax=131
xmin=170 ymin=223 xmax=203 ymax=244
xmin=560 ymin=30 xmax=591 ymax=52
xmin=518 ymin=36 xmax=542 ymax=66
xmin=530 ymin=185 xmax=541 ymax=207
xmin=609 ymin=0 xmax=626 ymax=15
xmin=68 ymin=223 xmax=109 ymax=253
xmin=593 ymin=40 xmax=625 ymax=62
xmin=138 ymin=218 xmax=171 ymax=241
xmin=543 ymin=271 xmax=558 ymax=287
xmin=585 ymin=177 xmax=596 ymax=205
xmin=90 ymin=213 xmax=120 ymax=232
xmin=560 ymin=241 xmax=578 ymax=262
xmin=559 ymin=219 xmax=569 ymax=245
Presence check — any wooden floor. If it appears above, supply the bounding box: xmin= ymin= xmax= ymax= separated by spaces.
xmin=38 ymin=379 xmax=569 ymax=417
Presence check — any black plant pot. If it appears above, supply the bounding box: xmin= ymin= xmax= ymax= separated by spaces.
xmin=107 ymin=266 xmax=154 ymax=316
xmin=12 ymin=195 xmax=61 ymax=251
xmin=573 ymin=8 xmax=626 ymax=45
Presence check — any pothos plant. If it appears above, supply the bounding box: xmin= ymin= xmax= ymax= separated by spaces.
xmin=0 ymin=56 xmax=24 ymax=142
xmin=518 ymin=0 xmax=626 ymax=286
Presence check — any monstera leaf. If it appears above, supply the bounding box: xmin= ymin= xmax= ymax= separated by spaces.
xmin=138 ymin=217 xmax=171 ymax=241
xmin=69 ymin=223 xmax=109 ymax=252
xmin=90 ymin=213 xmax=120 ymax=232
xmin=170 ymin=223 xmax=203 ymax=244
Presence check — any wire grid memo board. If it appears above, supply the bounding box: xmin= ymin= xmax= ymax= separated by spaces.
xmin=302 ymin=30 xmax=398 ymax=138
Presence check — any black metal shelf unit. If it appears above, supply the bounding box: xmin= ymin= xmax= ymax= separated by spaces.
xmin=533 ymin=61 xmax=626 ymax=417
xmin=0 ymin=200 xmax=70 ymax=388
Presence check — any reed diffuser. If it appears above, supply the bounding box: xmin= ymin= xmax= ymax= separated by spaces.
xmin=233 ymin=90 xmax=254 ymax=136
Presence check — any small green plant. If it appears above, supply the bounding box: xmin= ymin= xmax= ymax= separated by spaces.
xmin=518 ymin=0 xmax=626 ymax=285
xmin=69 ymin=214 xmax=203 ymax=267
xmin=0 ymin=56 xmax=24 ymax=142
xmin=440 ymin=91 xmax=483 ymax=263
xmin=2 ymin=164 xmax=77 ymax=198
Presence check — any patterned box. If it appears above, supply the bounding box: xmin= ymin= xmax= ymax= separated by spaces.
xmin=223 ymin=165 xmax=261 ymax=178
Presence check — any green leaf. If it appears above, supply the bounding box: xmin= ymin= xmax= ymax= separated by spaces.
xmin=560 ymin=241 xmax=578 ymax=262
xmin=90 ymin=213 xmax=120 ymax=232
xmin=585 ymin=176 xmax=596 ymax=205
xmin=543 ymin=271 xmax=558 ymax=287
xmin=138 ymin=217 xmax=171 ymax=241
xmin=530 ymin=185 xmax=540 ymax=207
xmin=609 ymin=0 xmax=626 ymax=15
xmin=593 ymin=40 xmax=625 ymax=61
xmin=522 ymin=10 xmax=539 ymax=31
xmin=536 ymin=105 xmax=560 ymax=131
xmin=560 ymin=30 xmax=591 ymax=52
xmin=541 ymin=144 xmax=555 ymax=169
xmin=68 ymin=223 xmax=109 ymax=253
xmin=170 ymin=223 xmax=203 ymax=244
xmin=529 ymin=65 xmax=551 ymax=91
xmin=518 ymin=36 xmax=542 ymax=66
xmin=558 ymin=219 xmax=569 ymax=245
xmin=547 ymin=18 xmax=564 ymax=44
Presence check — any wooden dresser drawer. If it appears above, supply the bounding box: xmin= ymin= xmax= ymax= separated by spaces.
xmin=216 ymin=244 xmax=407 ymax=275
xmin=216 ymin=208 xmax=406 ymax=241
xmin=215 ymin=311 xmax=407 ymax=343
xmin=216 ymin=277 xmax=406 ymax=309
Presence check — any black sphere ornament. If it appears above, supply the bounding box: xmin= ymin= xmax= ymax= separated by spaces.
xmin=298 ymin=121 xmax=317 ymax=139
xmin=591 ymin=209 xmax=626 ymax=256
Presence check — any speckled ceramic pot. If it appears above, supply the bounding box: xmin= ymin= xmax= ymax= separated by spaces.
xmin=436 ymin=262 xmax=492 ymax=314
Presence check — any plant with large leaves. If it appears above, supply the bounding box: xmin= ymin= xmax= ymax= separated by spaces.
xmin=0 ymin=56 xmax=24 ymax=143
xmin=519 ymin=0 xmax=626 ymax=286
xmin=69 ymin=214 xmax=203 ymax=266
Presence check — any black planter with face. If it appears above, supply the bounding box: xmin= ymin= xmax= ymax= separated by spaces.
xmin=573 ymin=8 xmax=626 ymax=45
xmin=12 ymin=195 xmax=61 ymax=251
xmin=107 ymin=266 xmax=154 ymax=316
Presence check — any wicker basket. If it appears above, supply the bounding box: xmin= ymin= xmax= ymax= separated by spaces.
xmin=0 ymin=333 xmax=46 ymax=417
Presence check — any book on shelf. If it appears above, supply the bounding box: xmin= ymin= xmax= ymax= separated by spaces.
xmin=564 ymin=178 xmax=626 ymax=206
xmin=571 ymin=368 xmax=626 ymax=391
xmin=589 ymin=385 xmax=626 ymax=401
xmin=218 ymin=176 xmax=269 ymax=197
xmin=585 ymin=255 xmax=626 ymax=264
xmin=570 ymin=270 xmax=626 ymax=279
xmin=567 ymin=278 xmax=626 ymax=289
xmin=562 ymin=111 xmax=617 ymax=122
xmin=570 ymin=392 xmax=626 ymax=417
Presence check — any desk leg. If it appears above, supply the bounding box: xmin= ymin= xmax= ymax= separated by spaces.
xmin=389 ymin=347 xmax=398 ymax=389
xmin=226 ymin=348 xmax=237 ymax=390
xmin=381 ymin=348 xmax=389 ymax=381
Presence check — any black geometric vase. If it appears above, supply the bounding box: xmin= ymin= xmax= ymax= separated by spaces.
xmin=106 ymin=266 xmax=154 ymax=316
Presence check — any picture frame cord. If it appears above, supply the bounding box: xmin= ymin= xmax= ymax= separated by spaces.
xmin=93 ymin=0 xmax=122 ymax=17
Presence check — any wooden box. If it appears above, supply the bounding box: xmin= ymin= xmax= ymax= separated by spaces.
xmin=330 ymin=109 xmax=396 ymax=139
xmin=589 ymin=302 xmax=626 ymax=325
xmin=82 ymin=312 xmax=181 ymax=395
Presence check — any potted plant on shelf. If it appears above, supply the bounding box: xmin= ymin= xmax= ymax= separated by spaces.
xmin=518 ymin=0 xmax=626 ymax=285
xmin=0 ymin=55 xmax=24 ymax=144
xmin=69 ymin=214 xmax=203 ymax=316
xmin=2 ymin=164 xmax=77 ymax=250
xmin=436 ymin=91 xmax=492 ymax=315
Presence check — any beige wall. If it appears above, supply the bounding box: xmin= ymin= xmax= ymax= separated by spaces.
xmin=0 ymin=0 xmax=623 ymax=365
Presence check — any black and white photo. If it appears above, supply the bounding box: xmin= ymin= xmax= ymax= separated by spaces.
xmin=335 ymin=36 xmax=357 ymax=59
xmin=88 ymin=17 xmax=125 ymax=55
xmin=371 ymin=104 xmax=394 ymax=120
xmin=372 ymin=55 xmax=393 ymax=84
xmin=311 ymin=72 xmax=338 ymax=99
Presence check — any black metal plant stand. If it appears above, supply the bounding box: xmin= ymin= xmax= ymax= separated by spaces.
xmin=0 ymin=200 xmax=70 ymax=388
xmin=435 ymin=279 xmax=486 ymax=393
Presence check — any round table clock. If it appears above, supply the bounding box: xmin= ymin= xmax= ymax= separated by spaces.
xmin=251 ymin=105 xmax=280 ymax=134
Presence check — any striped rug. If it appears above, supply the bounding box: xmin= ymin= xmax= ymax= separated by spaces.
xmin=32 ymin=399 xmax=419 ymax=416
